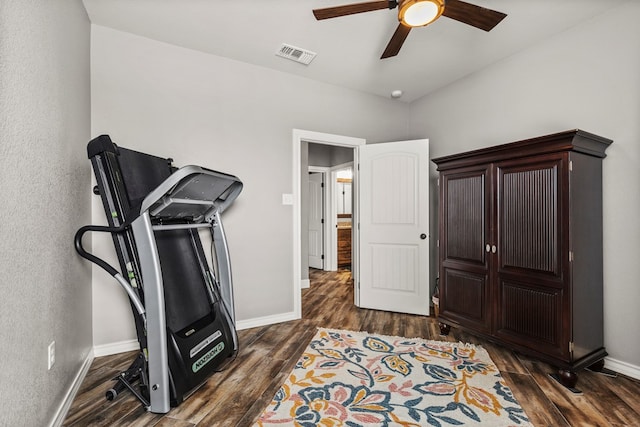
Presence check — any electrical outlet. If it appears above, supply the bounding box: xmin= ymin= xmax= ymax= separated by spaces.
xmin=48 ymin=341 xmax=55 ymax=370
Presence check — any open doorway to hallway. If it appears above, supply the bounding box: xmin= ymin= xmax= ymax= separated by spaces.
xmin=293 ymin=129 xmax=365 ymax=320
xmin=304 ymin=142 xmax=354 ymax=282
xmin=297 ymin=131 xmax=432 ymax=320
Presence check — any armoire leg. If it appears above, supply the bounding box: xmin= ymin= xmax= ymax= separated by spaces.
xmin=557 ymin=370 xmax=578 ymax=388
xmin=439 ymin=323 xmax=451 ymax=336
xmin=549 ymin=369 xmax=582 ymax=394
xmin=586 ymin=359 xmax=617 ymax=377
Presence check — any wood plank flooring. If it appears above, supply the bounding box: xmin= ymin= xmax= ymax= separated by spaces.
xmin=64 ymin=268 xmax=640 ymax=426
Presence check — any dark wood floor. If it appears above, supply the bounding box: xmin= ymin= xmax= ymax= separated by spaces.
xmin=64 ymin=268 xmax=640 ymax=426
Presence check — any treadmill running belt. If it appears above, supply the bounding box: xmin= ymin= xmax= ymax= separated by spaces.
xmin=155 ymin=229 xmax=211 ymax=332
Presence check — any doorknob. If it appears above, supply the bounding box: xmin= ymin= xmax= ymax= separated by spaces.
xmin=420 ymin=233 xmax=427 ymax=240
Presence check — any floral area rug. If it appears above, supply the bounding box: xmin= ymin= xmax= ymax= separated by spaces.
xmin=254 ymin=328 xmax=533 ymax=426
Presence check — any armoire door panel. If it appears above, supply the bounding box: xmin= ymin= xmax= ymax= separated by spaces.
xmin=441 ymin=268 xmax=490 ymax=332
xmin=497 ymin=157 xmax=563 ymax=278
xmin=441 ymin=168 xmax=489 ymax=266
xmin=495 ymin=279 xmax=565 ymax=358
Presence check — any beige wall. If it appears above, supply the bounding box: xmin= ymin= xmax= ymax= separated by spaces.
xmin=0 ymin=1 xmax=92 ymax=425
xmin=89 ymin=25 xmax=411 ymax=348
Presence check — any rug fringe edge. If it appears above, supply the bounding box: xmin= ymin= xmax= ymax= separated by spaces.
xmin=315 ymin=327 xmax=487 ymax=352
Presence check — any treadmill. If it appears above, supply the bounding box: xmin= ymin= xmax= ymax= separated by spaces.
xmin=74 ymin=135 xmax=242 ymax=413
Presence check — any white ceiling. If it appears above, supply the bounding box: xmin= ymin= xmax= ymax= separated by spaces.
xmin=82 ymin=0 xmax=625 ymax=103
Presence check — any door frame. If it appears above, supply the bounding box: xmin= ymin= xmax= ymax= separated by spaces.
xmin=292 ymin=129 xmax=365 ymax=319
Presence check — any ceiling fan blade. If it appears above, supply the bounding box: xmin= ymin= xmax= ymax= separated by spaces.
xmin=442 ymin=0 xmax=506 ymax=31
xmin=381 ymin=23 xmax=411 ymax=59
xmin=313 ymin=1 xmax=396 ymax=20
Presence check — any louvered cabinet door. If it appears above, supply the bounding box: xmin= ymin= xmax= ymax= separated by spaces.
xmin=494 ymin=154 xmax=570 ymax=360
xmin=439 ymin=166 xmax=492 ymax=333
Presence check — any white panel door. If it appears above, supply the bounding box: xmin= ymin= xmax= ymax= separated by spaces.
xmin=358 ymin=139 xmax=430 ymax=315
xmin=308 ymin=172 xmax=324 ymax=269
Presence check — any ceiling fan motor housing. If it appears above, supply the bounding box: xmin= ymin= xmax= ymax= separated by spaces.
xmin=398 ymin=0 xmax=445 ymax=27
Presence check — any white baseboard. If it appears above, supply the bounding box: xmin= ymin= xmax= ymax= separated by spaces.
xmin=605 ymin=356 xmax=640 ymax=380
xmin=300 ymin=279 xmax=310 ymax=289
xmin=236 ymin=311 xmax=300 ymax=331
xmin=91 ymin=312 xmax=302 ymax=358
xmin=93 ymin=339 xmax=139 ymax=357
xmin=48 ymin=349 xmax=95 ymax=427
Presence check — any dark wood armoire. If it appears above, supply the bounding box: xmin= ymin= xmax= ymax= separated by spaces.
xmin=432 ymin=129 xmax=612 ymax=390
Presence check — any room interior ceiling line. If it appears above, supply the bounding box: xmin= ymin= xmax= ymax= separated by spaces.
xmin=81 ymin=0 xmax=627 ymax=102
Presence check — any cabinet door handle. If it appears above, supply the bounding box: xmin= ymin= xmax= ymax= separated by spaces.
xmin=486 ymin=244 xmax=491 ymax=253
xmin=491 ymin=245 xmax=497 ymax=253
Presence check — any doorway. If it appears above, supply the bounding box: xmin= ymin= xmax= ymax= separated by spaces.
xmin=292 ymin=129 xmax=365 ymax=319
xmin=295 ymin=132 xmax=431 ymax=320
xmin=335 ymin=166 xmax=353 ymax=271
xmin=308 ymin=161 xmax=354 ymax=273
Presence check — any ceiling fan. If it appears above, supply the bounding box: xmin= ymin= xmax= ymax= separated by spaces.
xmin=312 ymin=0 xmax=507 ymax=59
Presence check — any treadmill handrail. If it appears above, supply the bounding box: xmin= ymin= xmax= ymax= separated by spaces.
xmin=139 ymin=165 xmax=243 ymax=221
xmin=74 ymin=225 xmax=146 ymax=318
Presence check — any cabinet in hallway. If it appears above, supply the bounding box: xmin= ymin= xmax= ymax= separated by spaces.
xmin=337 ymin=226 xmax=352 ymax=268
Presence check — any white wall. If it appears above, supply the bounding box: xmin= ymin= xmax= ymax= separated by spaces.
xmin=409 ymin=1 xmax=640 ymax=373
xmin=0 ymin=1 xmax=92 ymax=425
xmin=90 ymin=25 xmax=411 ymax=347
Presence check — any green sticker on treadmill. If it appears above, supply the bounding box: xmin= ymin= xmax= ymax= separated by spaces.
xmin=192 ymin=342 xmax=225 ymax=373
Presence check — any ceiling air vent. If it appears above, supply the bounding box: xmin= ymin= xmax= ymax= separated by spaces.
xmin=276 ymin=43 xmax=317 ymax=65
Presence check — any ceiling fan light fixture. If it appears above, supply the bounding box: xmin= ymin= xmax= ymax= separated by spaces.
xmin=398 ymin=0 xmax=444 ymax=27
